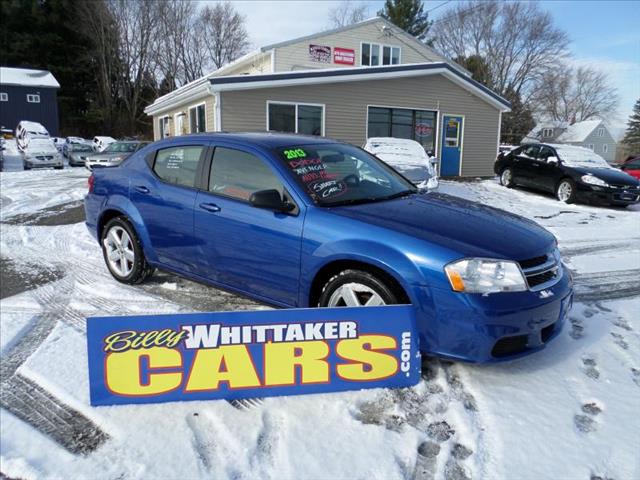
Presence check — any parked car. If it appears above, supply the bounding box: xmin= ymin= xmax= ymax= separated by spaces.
xmin=67 ymin=143 xmax=95 ymax=167
xmin=495 ymin=143 xmax=640 ymax=207
xmin=63 ymin=137 xmax=87 ymax=158
xmin=85 ymin=133 xmax=573 ymax=363
xmin=51 ymin=137 xmax=65 ymax=152
xmin=16 ymin=120 xmax=50 ymax=152
xmin=22 ymin=137 xmax=63 ymax=170
xmin=1 ymin=126 xmax=13 ymax=139
xmin=363 ymin=137 xmax=438 ymax=190
xmin=92 ymin=136 xmax=116 ymax=153
xmin=618 ymin=156 xmax=640 ymax=180
xmin=85 ymin=141 xmax=150 ymax=170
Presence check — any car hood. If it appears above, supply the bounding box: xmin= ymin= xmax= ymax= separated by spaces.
xmin=89 ymin=152 xmax=127 ymax=160
xmin=329 ymin=193 xmax=556 ymax=260
xmin=567 ymin=166 xmax=640 ymax=186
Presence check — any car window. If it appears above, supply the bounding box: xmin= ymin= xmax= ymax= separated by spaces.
xmin=153 ymin=146 xmax=203 ymax=188
xmin=510 ymin=146 xmax=523 ymax=156
xmin=626 ymin=159 xmax=640 ymax=169
xmin=209 ymin=147 xmax=284 ymax=201
xmin=537 ymin=146 xmax=555 ymax=161
xmin=520 ymin=145 xmax=540 ymax=159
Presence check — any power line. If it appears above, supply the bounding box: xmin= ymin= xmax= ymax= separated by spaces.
xmin=427 ymin=0 xmax=452 ymax=14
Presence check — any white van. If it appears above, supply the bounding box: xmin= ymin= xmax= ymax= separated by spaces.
xmin=16 ymin=121 xmax=50 ymax=152
xmin=92 ymin=136 xmax=116 ymax=153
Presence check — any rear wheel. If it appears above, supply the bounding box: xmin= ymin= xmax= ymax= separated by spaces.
xmin=318 ymin=269 xmax=399 ymax=307
xmin=101 ymin=217 xmax=154 ymax=284
xmin=500 ymin=167 xmax=514 ymax=188
xmin=556 ymin=178 xmax=576 ymax=203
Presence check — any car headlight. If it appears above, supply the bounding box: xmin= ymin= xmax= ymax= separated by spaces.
xmin=581 ymin=174 xmax=609 ymax=187
xmin=444 ymin=258 xmax=527 ymax=294
xmin=111 ymin=156 xmax=123 ymax=162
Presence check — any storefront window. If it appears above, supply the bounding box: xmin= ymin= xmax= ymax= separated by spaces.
xmin=297 ymin=105 xmax=323 ymax=135
xmin=268 ymin=102 xmax=324 ymax=136
xmin=268 ymin=103 xmax=296 ymax=133
xmin=367 ymin=107 xmax=437 ymax=151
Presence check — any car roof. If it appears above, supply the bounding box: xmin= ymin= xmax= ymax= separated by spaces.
xmin=155 ymin=132 xmax=340 ymax=149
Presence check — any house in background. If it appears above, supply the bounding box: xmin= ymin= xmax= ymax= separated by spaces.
xmin=522 ymin=119 xmax=617 ymax=163
xmin=145 ymin=17 xmax=511 ymax=178
xmin=0 ymin=67 xmax=60 ymax=136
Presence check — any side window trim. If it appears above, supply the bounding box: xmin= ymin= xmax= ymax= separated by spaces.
xmin=147 ymin=143 xmax=209 ymax=190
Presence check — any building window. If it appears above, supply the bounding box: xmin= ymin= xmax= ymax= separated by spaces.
xmin=175 ymin=113 xmax=186 ymax=136
xmin=189 ymin=104 xmax=206 ymax=133
xmin=0 ymin=92 xmax=7 ymax=102
xmin=367 ymin=106 xmax=437 ymax=151
xmin=26 ymin=94 xmax=40 ymax=103
xmin=542 ymin=128 xmax=553 ymax=137
xmin=267 ymin=102 xmax=324 ymax=136
xmin=602 ymin=144 xmax=608 ymax=153
xmin=597 ymin=128 xmax=605 ymax=137
xmin=586 ymin=144 xmax=594 ymax=150
xmin=361 ymin=43 xmax=400 ymax=66
xmin=159 ymin=116 xmax=170 ymax=138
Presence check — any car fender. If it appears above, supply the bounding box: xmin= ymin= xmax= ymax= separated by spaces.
xmin=100 ymin=194 xmax=159 ymax=263
xmin=301 ymin=239 xmax=429 ymax=306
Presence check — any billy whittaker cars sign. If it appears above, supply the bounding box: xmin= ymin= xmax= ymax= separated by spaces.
xmin=87 ymin=306 xmax=420 ymax=406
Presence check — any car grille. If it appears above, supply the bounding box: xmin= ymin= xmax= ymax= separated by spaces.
xmin=35 ymin=155 xmax=54 ymax=161
xmin=518 ymin=251 xmax=561 ymax=291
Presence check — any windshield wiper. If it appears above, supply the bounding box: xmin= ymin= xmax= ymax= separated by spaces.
xmin=326 ymin=189 xmax=416 ymax=207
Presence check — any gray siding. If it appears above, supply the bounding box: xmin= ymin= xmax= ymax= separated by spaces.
xmin=579 ymin=124 xmax=617 ymax=163
xmin=220 ymin=74 xmax=500 ymax=177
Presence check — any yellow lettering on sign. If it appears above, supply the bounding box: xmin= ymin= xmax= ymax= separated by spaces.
xmin=105 ymin=347 xmax=182 ymax=396
xmin=336 ymin=335 xmax=398 ymax=381
xmin=264 ymin=341 xmax=329 ymax=386
xmin=185 ymin=345 xmax=261 ymax=392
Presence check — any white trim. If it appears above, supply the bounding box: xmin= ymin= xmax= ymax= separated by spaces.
xmin=26 ymin=93 xmax=40 ymax=103
xmin=602 ymin=143 xmax=608 ymax=153
xmin=266 ymin=100 xmax=326 ymax=136
xmin=364 ymin=104 xmax=439 ymax=153
xmin=214 ymin=92 xmax=222 ymax=132
xmin=187 ymin=101 xmax=207 ymax=133
xmin=211 ymin=67 xmax=511 ymax=112
xmin=360 ymin=41 xmax=402 ymax=67
xmin=439 ymin=114 xmax=465 ymax=177
xmin=0 ymin=92 xmax=7 ymax=102
xmin=496 ymin=111 xmax=502 ymax=160
xmin=158 ymin=115 xmax=171 ymax=139
xmin=173 ymin=112 xmax=186 ymax=136
xmin=270 ymin=49 xmax=276 ymax=72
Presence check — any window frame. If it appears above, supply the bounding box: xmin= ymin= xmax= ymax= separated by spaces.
xmin=0 ymin=92 xmax=7 ymax=102
xmin=365 ymin=104 xmax=439 ymax=153
xmin=26 ymin=93 xmax=40 ymax=103
xmin=597 ymin=128 xmax=605 ymax=137
xmin=188 ymin=102 xmax=207 ymax=133
xmin=266 ymin=101 xmax=325 ymax=136
xmin=148 ymin=143 xmax=210 ymax=191
xmin=360 ymin=42 xmax=402 ymax=66
xmin=158 ymin=115 xmax=171 ymax=139
xmin=586 ymin=144 xmax=594 ymax=151
xmin=602 ymin=143 xmax=608 ymax=153
xmin=542 ymin=128 xmax=553 ymax=138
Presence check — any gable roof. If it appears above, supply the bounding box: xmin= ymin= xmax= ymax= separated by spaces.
xmin=0 ymin=66 xmax=60 ymax=88
xmin=209 ymin=62 xmax=511 ymax=111
xmin=556 ymin=119 xmax=603 ymax=142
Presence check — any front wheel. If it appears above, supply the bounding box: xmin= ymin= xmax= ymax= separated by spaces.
xmin=556 ymin=178 xmax=576 ymax=203
xmin=500 ymin=167 xmax=514 ymax=188
xmin=318 ymin=269 xmax=399 ymax=307
xmin=101 ymin=217 xmax=154 ymax=284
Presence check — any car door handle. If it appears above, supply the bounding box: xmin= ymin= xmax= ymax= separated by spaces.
xmin=199 ymin=202 xmax=221 ymax=213
xmin=134 ymin=185 xmax=149 ymax=194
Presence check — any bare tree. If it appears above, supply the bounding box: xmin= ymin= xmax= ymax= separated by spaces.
xmin=199 ymin=2 xmax=250 ymax=70
xmin=155 ymin=0 xmax=196 ymax=89
xmin=328 ymin=0 xmax=368 ymax=28
xmin=432 ymin=1 xmax=569 ymax=99
xmin=534 ymin=66 xmax=619 ymax=123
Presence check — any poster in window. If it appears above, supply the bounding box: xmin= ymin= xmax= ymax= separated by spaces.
xmin=309 ymin=44 xmax=331 ymax=63
xmin=415 ymin=123 xmax=434 ymax=138
xmin=334 ymin=47 xmax=355 ymax=65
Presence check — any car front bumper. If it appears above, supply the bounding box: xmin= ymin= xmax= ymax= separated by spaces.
xmin=411 ymin=264 xmax=573 ymax=363
xmin=576 ymin=183 xmax=640 ymax=206
xmin=24 ymin=157 xmax=63 ymax=168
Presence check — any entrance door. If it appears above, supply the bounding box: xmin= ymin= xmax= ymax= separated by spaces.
xmin=440 ymin=115 xmax=464 ymax=176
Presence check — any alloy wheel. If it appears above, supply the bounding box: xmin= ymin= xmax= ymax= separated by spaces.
xmin=501 ymin=169 xmax=512 ymax=186
xmin=103 ymin=226 xmax=135 ymax=277
xmin=327 ymin=282 xmax=387 ymax=307
xmin=557 ymin=181 xmax=572 ymax=202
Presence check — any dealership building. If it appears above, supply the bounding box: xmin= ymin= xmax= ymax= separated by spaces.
xmin=144 ymin=17 xmax=510 ymax=177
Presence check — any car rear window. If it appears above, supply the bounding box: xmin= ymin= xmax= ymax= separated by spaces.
xmin=153 ymin=146 xmax=203 ymax=188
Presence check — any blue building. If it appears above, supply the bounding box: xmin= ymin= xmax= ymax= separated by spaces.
xmin=0 ymin=67 xmax=60 ymax=136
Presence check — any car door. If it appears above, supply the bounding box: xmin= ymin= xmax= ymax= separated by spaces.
xmin=514 ymin=145 xmax=541 ymax=186
xmin=534 ymin=146 xmax=563 ymax=192
xmin=129 ymin=142 xmax=207 ymax=273
xmin=193 ymin=143 xmax=304 ymax=307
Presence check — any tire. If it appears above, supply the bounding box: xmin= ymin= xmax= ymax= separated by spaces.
xmin=500 ymin=167 xmax=514 ymax=188
xmin=23 ymin=164 xmax=31 ymax=171
xmin=54 ymin=166 xmax=63 ymax=170
xmin=101 ymin=216 xmax=154 ymax=284
xmin=556 ymin=178 xmax=576 ymax=204
xmin=318 ymin=269 xmax=400 ymax=308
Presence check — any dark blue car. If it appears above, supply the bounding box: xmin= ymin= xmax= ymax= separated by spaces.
xmin=85 ymin=133 xmax=573 ymax=362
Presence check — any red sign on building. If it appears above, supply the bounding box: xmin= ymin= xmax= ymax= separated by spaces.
xmin=334 ymin=47 xmax=355 ymax=65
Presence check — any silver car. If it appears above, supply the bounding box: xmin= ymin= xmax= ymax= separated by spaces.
xmin=67 ymin=143 xmax=95 ymax=167
xmin=23 ymin=138 xmax=64 ymax=170
xmin=85 ymin=141 xmax=150 ymax=171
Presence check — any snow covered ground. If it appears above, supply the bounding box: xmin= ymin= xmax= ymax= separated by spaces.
xmin=0 ymin=162 xmax=639 ymax=480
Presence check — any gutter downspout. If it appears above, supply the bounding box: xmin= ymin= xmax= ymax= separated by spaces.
xmin=208 ymin=84 xmax=222 ymax=132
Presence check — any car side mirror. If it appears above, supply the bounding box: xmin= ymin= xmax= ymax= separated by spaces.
xmin=547 ymin=156 xmax=559 ymax=164
xmin=250 ymin=189 xmax=294 ymax=213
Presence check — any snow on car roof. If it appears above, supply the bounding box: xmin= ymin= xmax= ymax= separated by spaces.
xmin=0 ymin=67 xmax=60 ymax=88
xmin=550 ymin=144 xmax=611 ymax=167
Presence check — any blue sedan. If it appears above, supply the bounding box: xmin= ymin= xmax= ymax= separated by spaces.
xmin=84 ymin=133 xmax=573 ymax=363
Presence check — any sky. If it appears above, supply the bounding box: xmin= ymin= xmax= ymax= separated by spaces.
xmin=226 ymin=0 xmax=639 ymax=133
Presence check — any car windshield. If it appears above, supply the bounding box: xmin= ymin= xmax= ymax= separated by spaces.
xmin=276 ymin=143 xmax=417 ymax=206
xmin=105 ymin=142 xmax=137 ymax=153
xmin=72 ymin=144 xmax=92 ymax=152
xmin=555 ymin=146 xmax=611 ymax=168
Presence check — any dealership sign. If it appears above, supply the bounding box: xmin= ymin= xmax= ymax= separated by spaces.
xmin=87 ymin=306 xmax=420 ymax=406
xmin=309 ymin=44 xmax=331 ymax=63
xmin=334 ymin=47 xmax=355 ymax=65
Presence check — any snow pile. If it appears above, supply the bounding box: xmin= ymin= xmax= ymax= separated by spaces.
xmin=0 ymin=67 xmax=60 ymax=88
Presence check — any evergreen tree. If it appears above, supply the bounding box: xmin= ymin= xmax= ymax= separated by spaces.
xmin=454 ymin=55 xmax=492 ymax=87
xmin=500 ymin=88 xmax=535 ymax=145
xmin=378 ymin=0 xmax=433 ymax=42
xmin=622 ymin=98 xmax=640 ymax=146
